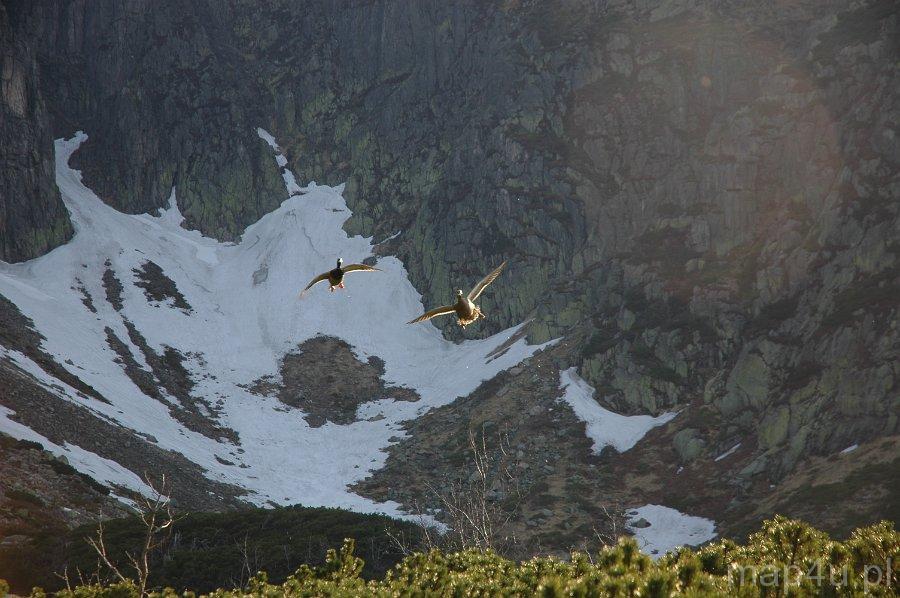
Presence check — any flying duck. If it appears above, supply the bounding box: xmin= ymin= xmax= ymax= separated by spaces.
xmin=300 ymin=258 xmax=380 ymax=296
xmin=408 ymin=261 xmax=507 ymax=328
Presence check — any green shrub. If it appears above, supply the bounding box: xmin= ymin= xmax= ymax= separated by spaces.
xmin=4 ymin=487 xmax=44 ymax=506
xmin=54 ymin=581 xmax=139 ymax=598
xmin=54 ymin=506 xmax=421 ymax=594
xmin=21 ymin=518 xmax=900 ymax=597
xmin=14 ymin=439 xmax=45 ymax=451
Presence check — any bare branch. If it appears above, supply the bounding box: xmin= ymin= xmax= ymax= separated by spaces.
xmin=85 ymin=473 xmax=177 ymax=596
xmin=395 ymin=428 xmax=520 ymax=554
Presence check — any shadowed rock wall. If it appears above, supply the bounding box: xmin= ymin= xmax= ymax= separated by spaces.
xmin=0 ymin=2 xmax=72 ymax=262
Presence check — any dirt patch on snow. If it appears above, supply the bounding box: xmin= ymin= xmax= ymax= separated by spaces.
xmin=0 ymin=293 xmax=109 ymax=404
xmin=103 ymin=320 xmax=238 ymax=444
xmin=101 ymin=261 xmax=124 ymax=311
xmin=133 ymin=260 xmax=192 ymax=312
xmin=276 ymin=336 xmax=419 ymax=428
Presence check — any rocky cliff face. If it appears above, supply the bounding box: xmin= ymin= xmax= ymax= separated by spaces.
xmin=0 ymin=2 xmax=72 ymax=262
xmin=556 ymin=0 xmax=900 ymax=488
xmin=0 ymin=0 xmax=897 ymax=543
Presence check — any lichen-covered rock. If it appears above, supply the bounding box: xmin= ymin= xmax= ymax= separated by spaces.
xmin=721 ymin=349 xmax=771 ymax=416
xmin=758 ymin=406 xmax=791 ymax=450
xmin=673 ymin=428 xmax=706 ymax=463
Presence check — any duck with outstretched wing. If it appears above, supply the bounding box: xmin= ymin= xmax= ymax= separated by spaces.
xmin=408 ymin=261 xmax=507 ymax=328
xmin=299 ymin=258 xmax=380 ymax=296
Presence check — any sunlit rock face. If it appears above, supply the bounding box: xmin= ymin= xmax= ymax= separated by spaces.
xmin=3 ymin=1 xmax=894 ymax=325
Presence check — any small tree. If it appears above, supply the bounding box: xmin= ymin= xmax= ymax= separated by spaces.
xmin=593 ymin=502 xmax=625 ymax=546
xmin=228 ymin=533 xmax=264 ymax=590
xmin=86 ymin=474 xmax=176 ymax=596
xmin=430 ymin=429 xmax=518 ymax=551
xmin=389 ymin=428 xmax=521 ymax=555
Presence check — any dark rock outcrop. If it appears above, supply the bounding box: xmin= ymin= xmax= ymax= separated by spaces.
xmin=270 ymin=336 xmax=419 ymax=428
xmin=0 ymin=2 xmax=72 ymax=262
xmin=2 ymin=0 xmax=286 ymax=250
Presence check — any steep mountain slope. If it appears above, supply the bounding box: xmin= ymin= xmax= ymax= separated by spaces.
xmin=0 ymin=0 xmax=897 ymax=560
xmin=0 ymin=130 xmax=547 ymax=516
xmin=1 ymin=0 xmax=287 ymax=246
xmin=0 ymin=430 xmax=133 ymax=591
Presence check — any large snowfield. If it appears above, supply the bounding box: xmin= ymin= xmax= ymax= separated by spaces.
xmin=0 ymin=130 xmax=551 ymax=517
xmin=0 ymin=129 xmax=716 ymax=555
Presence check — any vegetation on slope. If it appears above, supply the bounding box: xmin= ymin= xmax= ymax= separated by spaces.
xmin=2 ymin=506 xmax=421 ymax=595
xmin=3 ymin=517 xmax=896 ymax=597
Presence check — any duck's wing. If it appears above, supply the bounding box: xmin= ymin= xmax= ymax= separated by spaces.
xmin=342 ymin=263 xmax=381 ymax=274
xmin=467 ymin=260 xmax=508 ymax=301
xmin=299 ymin=272 xmax=330 ymax=297
xmin=407 ymin=305 xmax=456 ymax=324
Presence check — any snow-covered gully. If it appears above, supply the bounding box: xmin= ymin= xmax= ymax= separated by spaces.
xmin=0 ymin=130 xmax=552 ymax=518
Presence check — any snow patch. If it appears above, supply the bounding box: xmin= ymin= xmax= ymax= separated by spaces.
xmin=626 ymin=504 xmax=717 ymax=558
xmin=0 ymin=129 xmax=552 ymax=519
xmin=714 ymin=443 xmax=741 ymax=462
xmin=0 ymin=405 xmax=157 ymax=502
xmin=557 ymin=368 xmax=676 ymax=453
xmin=256 ymin=127 xmax=300 ymax=194
xmin=840 ymin=444 xmax=858 ymax=455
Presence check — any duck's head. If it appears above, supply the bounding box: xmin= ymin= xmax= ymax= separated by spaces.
xmin=337 ymin=257 xmax=343 ymax=268
xmin=456 ymin=289 xmax=464 ymax=298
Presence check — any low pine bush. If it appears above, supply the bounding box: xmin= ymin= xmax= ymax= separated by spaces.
xmin=26 ymin=518 xmax=900 ymax=597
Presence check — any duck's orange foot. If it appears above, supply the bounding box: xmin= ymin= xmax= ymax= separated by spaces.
xmin=339 ymin=282 xmax=345 ymax=289
xmin=329 ymin=286 xmax=335 ymax=292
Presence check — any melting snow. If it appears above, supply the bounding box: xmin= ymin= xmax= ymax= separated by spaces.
xmin=557 ymin=368 xmax=676 ymax=453
xmin=714 ymin=443 xmax=741 ymax=462
xmin=626 ymin=504 xmax=717 ymax=558
xmin=0 ymin=405 xmax=157 ymax=507
xmin=0 ymin=130 xmax=554 ymax=517
xmin=555 ymin=371 xmax=717 ymax=553
xmin=840 ymin=444 xmax=858 ymax=455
